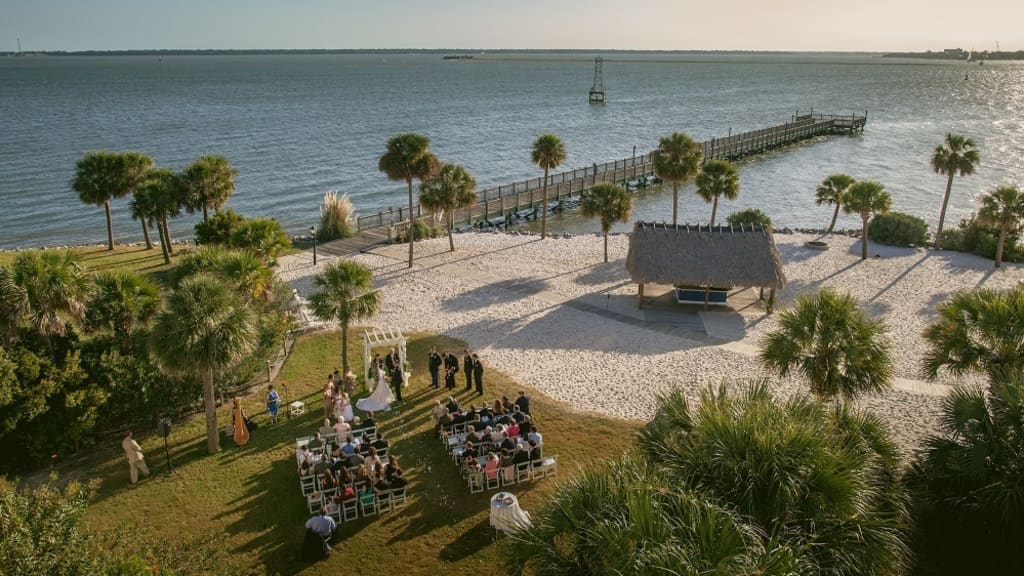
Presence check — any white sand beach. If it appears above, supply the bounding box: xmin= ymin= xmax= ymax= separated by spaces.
xmin=277 ymin=232 xmax=1023 ymax=454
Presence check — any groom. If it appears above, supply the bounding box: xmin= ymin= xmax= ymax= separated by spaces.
xmin=389 ymin=364 xmax=404 ymax=402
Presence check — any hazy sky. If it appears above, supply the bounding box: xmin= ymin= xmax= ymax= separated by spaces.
xmin=3 ymin=0 xmax=1022 ymax=52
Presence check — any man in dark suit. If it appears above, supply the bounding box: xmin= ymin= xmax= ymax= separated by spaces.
xmin=384 ymin=348 xmax=398 ymax=374
xmin=512 ymin=444 xmax=531 ymax=465
xmin=428 ymin=347 xmax=442 ymax=389
xmin=390 ymin=365 xmax=403 ymax=402
xmin=463 ymin=349 xmax=473 ymax=390
xmin=445 ymin=396 xmax=460 ymax=415
xmin=528 ymin=439 xmax=543 ymax=463
xmin=515 ymin=391 xmax=531 ymax=415
xmin=472 ymin=353 xmax=484 ymax=396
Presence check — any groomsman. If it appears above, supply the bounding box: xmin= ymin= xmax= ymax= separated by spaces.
xmin=428 ymin=347 xmax=442 ymax=389
xmin=390 ymin=364 xmax=404 ymax=402
xmin=472 ymin=353 xmax=484 ymax=396
xmin=384 ymin=348 xmax=398 ymax=374
xmin=463 ymin=349 xmax=473 ymax=390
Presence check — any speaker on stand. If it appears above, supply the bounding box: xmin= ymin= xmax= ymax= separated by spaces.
xmin=157 ymin=417 xmax=173 ymax=474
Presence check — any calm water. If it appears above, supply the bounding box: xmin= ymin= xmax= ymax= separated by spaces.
xmin=1 ymin=52 xmax=1022 ymax=248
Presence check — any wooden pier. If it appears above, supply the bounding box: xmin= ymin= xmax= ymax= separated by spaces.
xmin=338 ymin=111 xmax=865 ymax=253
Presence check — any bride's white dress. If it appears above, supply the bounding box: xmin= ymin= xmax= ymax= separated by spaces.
xmin=356 ymin=371 xmax=394 ymax=412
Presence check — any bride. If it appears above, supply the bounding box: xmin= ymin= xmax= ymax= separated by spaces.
xmin=356 ymin=362 xmax=394 ymax=413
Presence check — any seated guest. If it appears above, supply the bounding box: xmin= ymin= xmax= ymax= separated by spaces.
xmin=445 ymin=396 xmax=460 ymax=415
xmin=328 ymin=441 xmax=342 ymax=460
xmin=436 ymin=411 xmax=454 ymax=432
xmin=431 ymin=400 xmax=448 ymax=422
xmin=515 ymin=391 xmax=531 ymax=415
xmin=528 ymin=439 xmax=542 ymax=462
xmin=499 ymin=448 xmax=515 ymax=482
xmin=506 ymin=421 xmax=520 ymax=439
xmin=362 ymin=411 xmax=377 ymax=430
xmin=512 ymin=444 xmax=531 ymax=465
xmin=347 ymin=451 xmax=365 ymax=468
xmin=451 ymin=411 xmax=468 ymax=426
xmin=480 ymin=426 xmax=494 ymax=444
xmin=518 ymin=416 xmax=533 ymax=439
xmin=335 ymin=483 xmax=357 ymax=502
xmin=364 ymin=447 xmax=382 ymax=474
xmin=462 ymin=441 xmax=478 ymax=461
xmin=384 ymin=455 xmax=401 ymax=481
xmin=501 ymin=395 xmax=514 ymax=413
xmin=320 ymin=467 xmax=339 ymax=490
xmin=371 ymin=434 xmax=389 ymax=452
xmin=511 ymin=405 xmax=526 ymax=424
xmin=358 ymin=440 xmax=372 ymax=455
xmin=308 ymin=432 xmax=324 ymax=451
xmin=500 ymin=434 xmax=516 ymax=452
xmin=358 ymin=483 xmax=375 ymax=507
xmin=483 ymin=452 xmax=500 ymax=481
xmin=340 ymin=435 xmax=357 ymax=455
xmin=319 ymin=418 xmax=335 ymax=438
xmin=465 ymin=404 xmax=478 ymax=421
xmin=465 ymin=425 xmax=481 ymax=444
xmin=332 ymin=417 xmax=351 ymax=438
xmin=389 ymin=468 xmax=408 ymax=490
xmin=492 ymin=399 xmax=505 ymax=415
xmin=336 ymin=465 xmax=353 ymax=485
xmin=528 ymin=428 xmax=543 ymax=446
xmin=478 ymin=405 xmax=493 ymax=423
xmin=299 ymin=458 xmax=313 ymax=477
xmin=372 ymin=471 xmax=391 ymax=494
xmin=462 ymin=455 xmax=482 ymax=476
xmin=297 ymin=444 xmax=312 ymax=466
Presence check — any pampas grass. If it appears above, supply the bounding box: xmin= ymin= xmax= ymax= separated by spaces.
xmin=319 ymin=191 xmax=355 ymax=241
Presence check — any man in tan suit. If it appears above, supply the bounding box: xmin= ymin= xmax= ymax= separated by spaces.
xmin=122 ymin=430 xmax=150 ymax=484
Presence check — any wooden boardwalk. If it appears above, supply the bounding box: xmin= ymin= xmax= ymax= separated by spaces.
xmin=326 ymin=111 xmax=866 ymax=256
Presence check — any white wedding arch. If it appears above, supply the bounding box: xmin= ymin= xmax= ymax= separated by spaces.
xmin=362 ymin=326 xmax=408 ymax=382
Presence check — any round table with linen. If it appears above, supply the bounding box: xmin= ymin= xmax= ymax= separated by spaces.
xmin=489 ymin=492 xmax=532 ymax=533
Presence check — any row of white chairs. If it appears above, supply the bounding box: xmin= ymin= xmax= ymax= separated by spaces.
xmin=307 ymin=486 xmax=408 ymax=521
xmin=466 ymin=456 xmax=558 ymax=493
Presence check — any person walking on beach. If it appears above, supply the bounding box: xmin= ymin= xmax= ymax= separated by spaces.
xmin=472 ymin=353 xmax=485 ymax=396
xmin=428 ymin=347 xmax=442 ymax=389
xmin=122 ymin=430 xmax=150 ymax=484
xmin=463 ymin=349 xmax=473 ymax=390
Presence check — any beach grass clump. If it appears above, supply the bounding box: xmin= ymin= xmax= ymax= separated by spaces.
xmin=868 ymin=211 xmax=930 ymax=247
xmin=726 ymin=207 xmax=772 ymax=229
xmin=318 ymin=190 xmax=355 ymax=241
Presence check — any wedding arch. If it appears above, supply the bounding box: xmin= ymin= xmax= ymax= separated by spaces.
xmin=362 ymin=326 xmax=407 ymax=381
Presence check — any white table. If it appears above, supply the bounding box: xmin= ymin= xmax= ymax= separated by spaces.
xmin=489 ymin=492 xmax=532 ymax=533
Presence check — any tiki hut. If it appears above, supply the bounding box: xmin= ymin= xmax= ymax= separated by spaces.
xmin=625 ymin=221 xmax=786 ymax=312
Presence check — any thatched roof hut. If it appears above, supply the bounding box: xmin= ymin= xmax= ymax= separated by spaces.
xmin=625 ymin=221 xmax=786 ymax=311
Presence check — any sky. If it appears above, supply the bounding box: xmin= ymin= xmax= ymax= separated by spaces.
xmin=2 ymin=0 xmax=1022 ymax=52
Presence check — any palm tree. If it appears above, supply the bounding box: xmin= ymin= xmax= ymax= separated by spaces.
xmin=218 ymin=249 xmax=274 ymax=303
xmin=760 ymin=288 xmax=894 ymax=400
xmin=922 ymin=288 xmax=1024 ymax=381
xmin=71 ymin=151 xmax=154 ymax=250
xmin=653 ymin=132 xmax=702 ymax=225
xmin=815 ymin=173 xmax=856 ymax=233
xmin=695 ymin=159 xmax=739 ymax=226
xmin=230 ymin=217 xmax=291 ymax=265
xmin=136 ymin=168 xmax=184 ymax=264
xmin=906 ymin=370 xmax=1024 ymax=575
xmin=976 ymin=185 xmax=1024 ymax=268
xmin=420 ymin=163 xmax=478 ymax=252
xmin=0 ymin=266 xmax=28 ymax=344
xmin=580 ymin=183 xmax=632 ymax=262
xmin=128 ymin=186 xmax=158 ymax=251
xmin=378 ymin=133 xmax=441 ymax=268
xmin=307 ymin=260 xmax=381 ymax=374
xmin=531 ymin=133 xmax=567 ymax=239
xmin=150 ymin=273 xmax=258 ymax=454
xmin=180 ymin=155 xmax=237 ymax=221
xmin=84 ymin=270 xmax=161 ymax=345
xmin=8 ymin=250 xmax=92 ymax=345
xmin=843 ymin=180 xmax=892 ymax=260
xmin=932 ymin=133 xmax=980 ymax=248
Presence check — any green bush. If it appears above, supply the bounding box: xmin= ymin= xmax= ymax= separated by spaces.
xmin=395 ymin=220 xmax=438 ymax=243
xmin=867 ymin=211 xmax=930 ymax=247
xmin=726 ymin=208 xmax=772 ymax=229
xmin=193 ymin=209 xmax=245 ymax=246
xmin=231 ymin=217 xmax=290 ymax=263
xmin=946 ymin=216 xmax=1024 ymax=262
xmin=319 ymin=190 xmax=355 ymax=241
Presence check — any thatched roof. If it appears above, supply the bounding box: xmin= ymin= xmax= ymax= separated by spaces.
xmin=625 ymin=221 xmax=786 ymax=290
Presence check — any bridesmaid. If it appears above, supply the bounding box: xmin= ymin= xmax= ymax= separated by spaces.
xmin=322 ymin=376 xmax=335 ymax=419
xmin=232 ymin=397 xmax=250 ymax=447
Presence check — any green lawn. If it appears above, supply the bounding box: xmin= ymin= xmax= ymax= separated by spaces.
xmin=81 ymin=329 xmax=639 ymax=575
xmin=0 ymin=243 xmax=189 ymax=285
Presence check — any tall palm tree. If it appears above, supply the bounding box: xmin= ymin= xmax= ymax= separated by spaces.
xmin=136 ymin=167 xmax=184 ymax=263
xmin=976 ymin=185 xmax=1024 ymax=268
xmin=907 ymin=371 xmax=1024 ymax=575
xmin=695 ymin=159 xmax=739 ymax=226
xmin=580 ymin=182 xmax=632 ymax=262
xmin=378 ymin=133 xmax=441 ymax=268
xmin=84 ymin=269 xmax=161 ymax=345
xmin=150 ymin=273 xmax=258 ymax=454
xmin=815 ymin=173 xmax=856 ymax=233
xmin=843 ymin=180 xmax=892 ymax=260
xmin=307 ymin=260 xmax=381 ymax=374
xmin=653 ymin=132 xmax=702 ymax=225
xmin=531 ymin=133 xmax=567 ymax=240
xmin=8 ymin=250 xmax=92 ymax=346
xmin=0 ymin=266 xmax=29 ymax=344
xmin=932 ymin=133 xmax=980 ymax=248
xmin=420 ymin=163 xmax=478 ymax=252
xmin=218 ymin=249 xmax=274 ymax=303
xmin=760 ymin=288 xmax=894 ymax=400
xmin=922 ymin=288 xmax=1024 ymax=381
xmin=71 ymin=151 xmax=154 ymax=251
xmin=128 ymin=187 xmax=158 ymax=250
xmin=180 ymin=155 xmax=237 ymax=221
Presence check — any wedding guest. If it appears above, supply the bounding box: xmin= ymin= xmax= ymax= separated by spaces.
xmin=336 ymin=465 xmax=353 ymax=485
xmin=481 ymin=426 xmax=494 ymax=444
xmin=332 ymin=417 xmax=351 ymax=438
xmin=389 ymin=468 xmax=408 ymax=490
xmin=528 ymin=439 xmax=542 ymax=462
xmin=431 ymin=400 xmax=448 ymax=423
xmin=466 ymin=425 xmax=480 ymax=444
xmin=436 ymin=410 xmax=453 ymax=433
xmin=265 ymin=385 xmax=281 ymax=424
xmin=462 ymin=441 xmax=478 ymax=461
xmin=499 ymin=448 xmax=515 ymax=482
xmin=372 ymin=471 xmax=391 ymax=494
xmin=519 ymin=416 xmax=534 ymax=439
xmin=299 ymin=458 xmax=313 ymax=477
xmin=328 ymin=441 xmax=342 ymax=460
xmin=319 ymin=418 xmax=334 ymax=438
xmin=308 ymin=432 xmax=324 ymax=452
xmin=384 ymin=455 xmax=401 ymax=481
xmin=463 ymin=349 xmax=473 ymax=390
xmin=492 ymin=399 xmax=505 ymax=415
xmin=371 ymin=434 xmax=389 ymax=453
xmin=528 ymin=427 xmax=543 ymax=446
xmin=472 ymin=353 xmax=484 ymax=396
xmin=363 ymin=411 xmax=378 ymax=430
xmin=305 ymin=509 xmax=336 ymax=542
xmin=323 ymin=378 xmax=335 ymax=419
xmin=511 ymin=405 xmax=526 ymax=424
xmin=320 ymin=467 xmax=339 ymax=491
xmin=500 ymin=433 xmax=516 ymax=452
xmin=364 ymin=446 xmax=382 ymax=473
xmin=121 ymin=430 xmax=150 ymax=484
xmin=512 ymin=443 xmax=531 ymax=466
xmin=515 ymin=391 xmax=531 ymax=415
xmin=501 ymin=396 xmax=514 ymax=413
xmin=340 ymin=435 xmax=357 ymax=456
xmin=483 ymin=452 xmax=500 ymax=481
xmin=347 ymin=451 xmax=365 ymax=468
xmin=506 ymin=420 xmax=520 ymax=439
xmin=428 ymin=347 xmax=442 ymax=389
xmin=445 ymin=396 xmax=460 ymax=414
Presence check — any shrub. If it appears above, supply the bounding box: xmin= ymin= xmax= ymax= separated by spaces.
xmin=726 ymin=208 xmax=772 ymax=229
xmin=947 ymin=215 xmax=1024 ymax=262
xmin=867 ymin=211 xmax=930 ymax=247
xmin=395 ymin=219 xmax=437 ymax=243
xmin=319 ymin=190 xmax=355 ymax=241
xmin=193 ymin=209 xmax=245 ymax=246
xmin=231 ymin=217 xmax=290 ymax=264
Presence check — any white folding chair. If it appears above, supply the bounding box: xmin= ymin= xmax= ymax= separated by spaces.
xmin=390 ymin=488 xmax=407 ymax=510
xmin=307 ymin=492 xmax=322 ymax=514
xmin=324 ymin=500 xmax=341 ymax=522
xmin=341 ymin=498 xmax=359 ymax=522
xmin=515 ymin=461 xmax=531 ymax=483
xmin=530 ymin=460 xmax=546 ymax=481
xmin=485 ymin=472 xmax=500 ymax=491
xmin=376 ymin=490 xmax=393 ymax=513
xmin=360 ymin=496 xmax=378 ymax=517
xmin=468 ymin=472 xmax=485 ymax=494
xmin=300 ymin=475 xmax=316 ymax=496
xmin=542 ymin=455 xmax=558 ymax=478
xmin=501 ymin=466 xmax=516 ymax=487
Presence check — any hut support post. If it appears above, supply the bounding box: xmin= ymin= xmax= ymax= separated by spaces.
xmin=638 ymin=283 xmax=644 ymax=309
xmin=759 ymin=287 xmax=764 ymax=301
xmin=767 ymin=288 xmax=776 ymax=314
xmin=704 ymin=287 xmax=710 ymax=311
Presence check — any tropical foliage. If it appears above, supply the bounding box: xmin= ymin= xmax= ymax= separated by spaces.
xmin=83 ymin=270 xmax=161 ymax=345
xmin=71 ymin=151 xmax=154 ymax=251
xmin=943 ymin=214 xmax=1024 ymax=263
xmin=815 ymin=173 xmax=855 ymax=232
xmin=379 ymin=133 xmax=441 ymax=268
xmin=579 ymin=182 xmax=631 ymax=262
xmin=931 ymin=133 xmax=980 ymax=248
xmin=318 ymin=190 xmax=355 ymax=241
xmin=976 ymin=184 xmax=1024 ymax=267
xmin=531 ymin=133 xmax=567 ymax=239
xmin=134 ymin=167 xmax=184 ymax=264
xmin=420 ymin=163 xmax=478 ymax=252
xmin=509 ymin=384 xmax=909 ymax=576
xmin=653 ymin=132 xmax=702 ymax=225
xmin=194 ymin=208 xmax=246 ymax=246
xmin=843 ymin=180 xmax=893 ymax=260
xmin=694 ymin=159 xmax=739 ymax=226
xmin=726 ymin=207 xmax=772 ymax=229
xmin=230 ymin=217 xmax=291 ymax=264
xmin=868 ymin=211 xmax=931 ymax=247
xmin=307 ymin=260 xmax=381 ymax=374
xmin=179 ymin=155 xmax=237 ymax=220
xmin=3 ymin=250 xmax=92 ymax=344
xmin=760 ymin=287 xmax=894 ymax=400
xmin=922 ymin=288 xmax=1024 ymax=381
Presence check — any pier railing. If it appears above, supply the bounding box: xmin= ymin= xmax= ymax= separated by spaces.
xmin=355 ymin=111 xmax=866 ymax=232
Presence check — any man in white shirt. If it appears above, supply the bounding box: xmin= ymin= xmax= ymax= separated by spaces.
xmin=528 ymin=429 xmax=543 ymax=446
xmin=121 ymin=430 xmax=150 ymax=484
xmin=305 ymin=511 xmax=336 ymax=548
